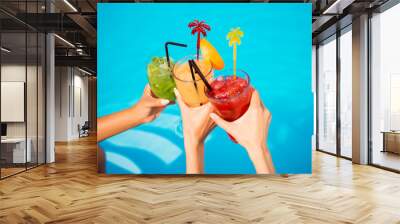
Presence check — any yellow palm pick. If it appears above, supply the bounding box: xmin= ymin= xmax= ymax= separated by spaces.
xmin=226 ymin=27 xmax=244 ymax=79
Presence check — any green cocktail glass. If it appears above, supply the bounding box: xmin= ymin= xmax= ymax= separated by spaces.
xmin=147 ymin=57 xmax=176 ymax=101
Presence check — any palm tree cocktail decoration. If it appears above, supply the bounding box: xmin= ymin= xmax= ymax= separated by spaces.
xmin=226 ymin=27 xmax=244 ymax=79
xmin=188 ymin=20 xmax=211 ymax=60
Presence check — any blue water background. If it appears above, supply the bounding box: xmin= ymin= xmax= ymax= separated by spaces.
xmin=98 ymin=3 xmax=313 ymax=174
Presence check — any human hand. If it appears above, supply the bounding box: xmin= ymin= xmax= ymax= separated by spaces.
xmin=134 ymin=84 xmax=171 ymax=124
xmin=174 ymin=88 xmax=215 ymax=145
xmin=174 ymin=88 xmax=215 ymax=174
xmin=209 ymin=90 xmax=275 ymax=174
xmin=97 ymin=84 xmax=170 ymax=142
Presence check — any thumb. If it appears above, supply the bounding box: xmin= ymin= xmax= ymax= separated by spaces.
xmin=209 ymin=113 xmax=231 ymax=132
xmin=146 ymin=98 xmax=170 ymax=107
xmin=141 ymin=84 xmax=169 ymax=107
xmin=250 ymin=90 xmax=261 ymax=106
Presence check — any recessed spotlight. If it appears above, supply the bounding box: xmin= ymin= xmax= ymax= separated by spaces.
xmin=54 ymin=34 xmax=75 ymax=48
xmin=1 ymin=47 xmax=11 ymax=53
xmin=63 ymin=0 xmax=78 ymax=12
xmin=78 ymin=67 xmax=93 ymax=76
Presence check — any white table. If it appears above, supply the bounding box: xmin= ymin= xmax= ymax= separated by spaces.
xmin=1 ymin=138 xmax=32 ymax=163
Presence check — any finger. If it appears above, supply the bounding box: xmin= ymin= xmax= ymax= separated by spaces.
xmin=206 ymin=121 xmax=216 ymax=134
xmin=154 ymin=107 xmax=166 ymax=115
xmin=250 ymin=90 xmax=261 ymax=106
xmin=206 ymin=105 xmax=216 ymax=126
xmin=209 ymin=113 xmax=231 ymax=131
xmin=154 ymin=111 xmax=162 ymax=119
xmin=264 ymin=105 xmax=271 ymax=116
xmin=173 ymin=88 xmax=186 ymax=110
xmin=146 ymin=97 xmax=169 ymax=107
xmin=203 ymin=102 xmax=213 ymax=113
xmin=140 ymin=84 xmax=169 ymax=108
xmin=251 ymin=90 xmax=268 ymax=111
xmin=259 ymin=94 xmax=271 ymax=114
xmin=208 ymin=120 xmax=217 ymax=130
xmin=158 ymin=99 xmax=170 ymax=107
xmin=143 ymin=84 xmax=151 ymax=95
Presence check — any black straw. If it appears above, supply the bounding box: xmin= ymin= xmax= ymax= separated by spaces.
xmin=188 ymin=60 xmax=199 ymax=93
xmin=165 ymin=42 xmax=187 ymax=68
xmin=189 ymin=60 xmax=212 ymax=91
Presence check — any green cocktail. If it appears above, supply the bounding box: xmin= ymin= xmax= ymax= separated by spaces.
xmin=147 ymin=57 xmax=176 ymax=101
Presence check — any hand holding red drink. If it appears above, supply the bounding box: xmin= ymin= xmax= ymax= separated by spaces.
xmin=197 ymin=25 xmax=274 ymax=173
xmin=204 ymin=27 xmax=252 ymax=142
xmin=209 ymin=91 xmax=275 ymax=174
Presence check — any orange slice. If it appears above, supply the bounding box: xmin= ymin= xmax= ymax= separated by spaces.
xmin=200 ymin=38 xmax=224 ymax=70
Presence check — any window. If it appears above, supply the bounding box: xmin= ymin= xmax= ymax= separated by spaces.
xmin=0 ymin=1 xmax=47 ymax=179
xmin=317 ymin=35 xmax=337 ymax=154
xmin=339 ymin=27 xmax=352 ymax=158
xmin=390 ymin=74 xmax=400 ymax=130
xmin=371 ymin=3 xmax=400 ymax=171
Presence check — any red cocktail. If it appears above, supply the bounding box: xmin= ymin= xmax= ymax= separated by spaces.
xmin=206 ymin=70 xmax=253 ymax=142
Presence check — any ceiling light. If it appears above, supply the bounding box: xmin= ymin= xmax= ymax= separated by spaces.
xmin=322 ymin=0 xmax=354 ymax=15
xmin=1 ymin=47 xmax=11 ymax=53
xmin=63 ymin=0 xmax=78 ymax=12
xmin=323 ymin=0 xmax=341 ymax=14
xmin=76 ymin=48 xmax=84 ymax=55
xmin=54 ymin=34 xmax=75 ymax=48
xmin=78 ymin=67 xmax=93 ymax=76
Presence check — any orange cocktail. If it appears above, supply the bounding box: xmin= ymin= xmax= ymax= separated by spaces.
xmin=173 ymin=55 xmax=213 ymax=107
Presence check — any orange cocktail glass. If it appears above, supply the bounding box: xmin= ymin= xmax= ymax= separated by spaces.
xmin=173 ymin=55 xmax=213 ymax=107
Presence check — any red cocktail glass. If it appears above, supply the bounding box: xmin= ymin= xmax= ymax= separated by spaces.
xmin=205 ymin=69 xmax=253 ymax=142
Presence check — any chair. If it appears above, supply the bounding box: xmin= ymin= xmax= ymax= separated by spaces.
xmin=78 ymin=121 xmax=90 ymax=138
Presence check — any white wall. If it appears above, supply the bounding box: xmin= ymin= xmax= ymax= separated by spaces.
xmin=55 ymin=67 xmax=69 ymax=141
xmin=55 ymin=67 xmax=89 ymax=141
xmin=72 ymin=73 xmax=89 ymax=138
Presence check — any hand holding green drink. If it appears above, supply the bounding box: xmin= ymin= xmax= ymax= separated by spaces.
xmin=147 ymin=42 xmax=187 ymax=101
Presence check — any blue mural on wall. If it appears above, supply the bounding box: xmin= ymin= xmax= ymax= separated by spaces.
xmin=98 ymin=3 xmax=313 ymax=174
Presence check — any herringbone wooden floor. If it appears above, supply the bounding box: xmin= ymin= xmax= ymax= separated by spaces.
xmin=1 ymin=136 xmax=400 ymax=224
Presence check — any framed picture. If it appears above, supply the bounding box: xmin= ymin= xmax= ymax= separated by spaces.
xmin=97 ymin=3 xmax=313 ymax=174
